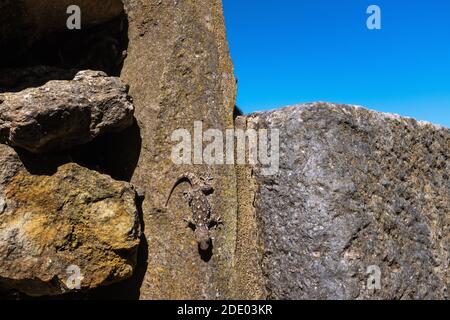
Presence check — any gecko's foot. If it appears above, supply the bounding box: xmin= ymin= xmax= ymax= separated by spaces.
xmin=182 ymin=191 xmax=192 ymax=202
xmin=209 ymin=216 xmax=223 ymax=229
xmin=183 ymin=217 xmax=196 ymax=230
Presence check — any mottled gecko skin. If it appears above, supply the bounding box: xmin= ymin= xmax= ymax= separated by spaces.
xmin=165 ymin=173 xmax=221 ymax=250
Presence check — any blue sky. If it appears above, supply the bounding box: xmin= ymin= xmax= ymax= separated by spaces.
xmin=222 ymin=0 xmax=450 ymax=127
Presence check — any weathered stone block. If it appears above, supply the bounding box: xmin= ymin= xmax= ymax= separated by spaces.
xmin=0 ymin=70 xmax=134 ymax=153
xmin=246 ymin=103 xmax=449 ymax=300
xmin=0 ymin=145 xmax=141 ymax=296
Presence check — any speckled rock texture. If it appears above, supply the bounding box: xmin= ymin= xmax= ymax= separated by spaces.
xmin=245 ymin=103 xmax=449 ymax=300
xmin=0 ymin=145 xmax=141 ymax=297
xmin=118 ymin=0 xmax=258 ymax=299
xmin=0 ymin=70 xmax=134 ymax=153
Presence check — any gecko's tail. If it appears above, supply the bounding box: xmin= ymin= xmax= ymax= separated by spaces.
xmin=165 ymin=174 xmax=193 ymax=207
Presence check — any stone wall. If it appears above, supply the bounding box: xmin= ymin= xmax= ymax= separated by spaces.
xmin=0 ymin=1 xmax=448 ymax=300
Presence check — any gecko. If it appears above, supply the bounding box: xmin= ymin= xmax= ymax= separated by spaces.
xmin=165 ymin=173 xmax=222 ymax=251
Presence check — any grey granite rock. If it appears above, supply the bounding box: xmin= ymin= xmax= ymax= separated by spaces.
xmin=0 ymin=70 xmax=134 ymax=153
xmin=246 ymin=102 xmax=449 ymax=300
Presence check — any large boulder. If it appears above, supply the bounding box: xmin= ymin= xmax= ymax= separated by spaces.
xmin=0 ymin=70 xmax=134 ymax=153
xmin=0 ymin=145 xmax=141 ymax=296
xmin=241 ymin=103 xmax=449 ymax=299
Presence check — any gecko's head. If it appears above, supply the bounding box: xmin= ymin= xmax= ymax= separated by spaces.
xmin=195 ymin=225 xmax=211 ymax=251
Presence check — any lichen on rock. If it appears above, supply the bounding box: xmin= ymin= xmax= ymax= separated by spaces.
xmin=0 ymin=145 xmax=141 ymax=297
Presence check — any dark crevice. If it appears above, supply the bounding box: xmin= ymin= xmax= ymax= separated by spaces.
xmin=0 ymin=12 xmax=129 ymax=92
xmin=69 ymin=119 xmax=142 ymax=182
xmin=234 ymin=104 xmax=244 ymax=120
xmin=15 ymin=148 xmax=72 ymax=176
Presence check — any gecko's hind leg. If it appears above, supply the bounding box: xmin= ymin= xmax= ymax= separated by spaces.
xmin=183 ymin=217 xmax=196 ymax=230
xmin=208 ymin=215 xmax=223 ymax=229
xmin=182 ymin=191 xmax=192 ymax=202
xmin=201 ymin=173 xmax=213 ymax=182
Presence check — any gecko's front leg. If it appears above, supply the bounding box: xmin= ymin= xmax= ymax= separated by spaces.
xmin=182 ymin=191 xmax=193 ymax=203
xmin=208 ymin=215 xmax=223 ymax=229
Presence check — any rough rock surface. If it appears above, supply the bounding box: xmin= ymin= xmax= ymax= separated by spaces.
xmin=117 ymin=0 xmax=262 ymax=299
xmin=0 ymin=70 xmax=134 ymax=153
xmin=0 ymin=145 xmax=140 ymax=296
xmin=244 ymin=103 xmax=449 ymax=300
